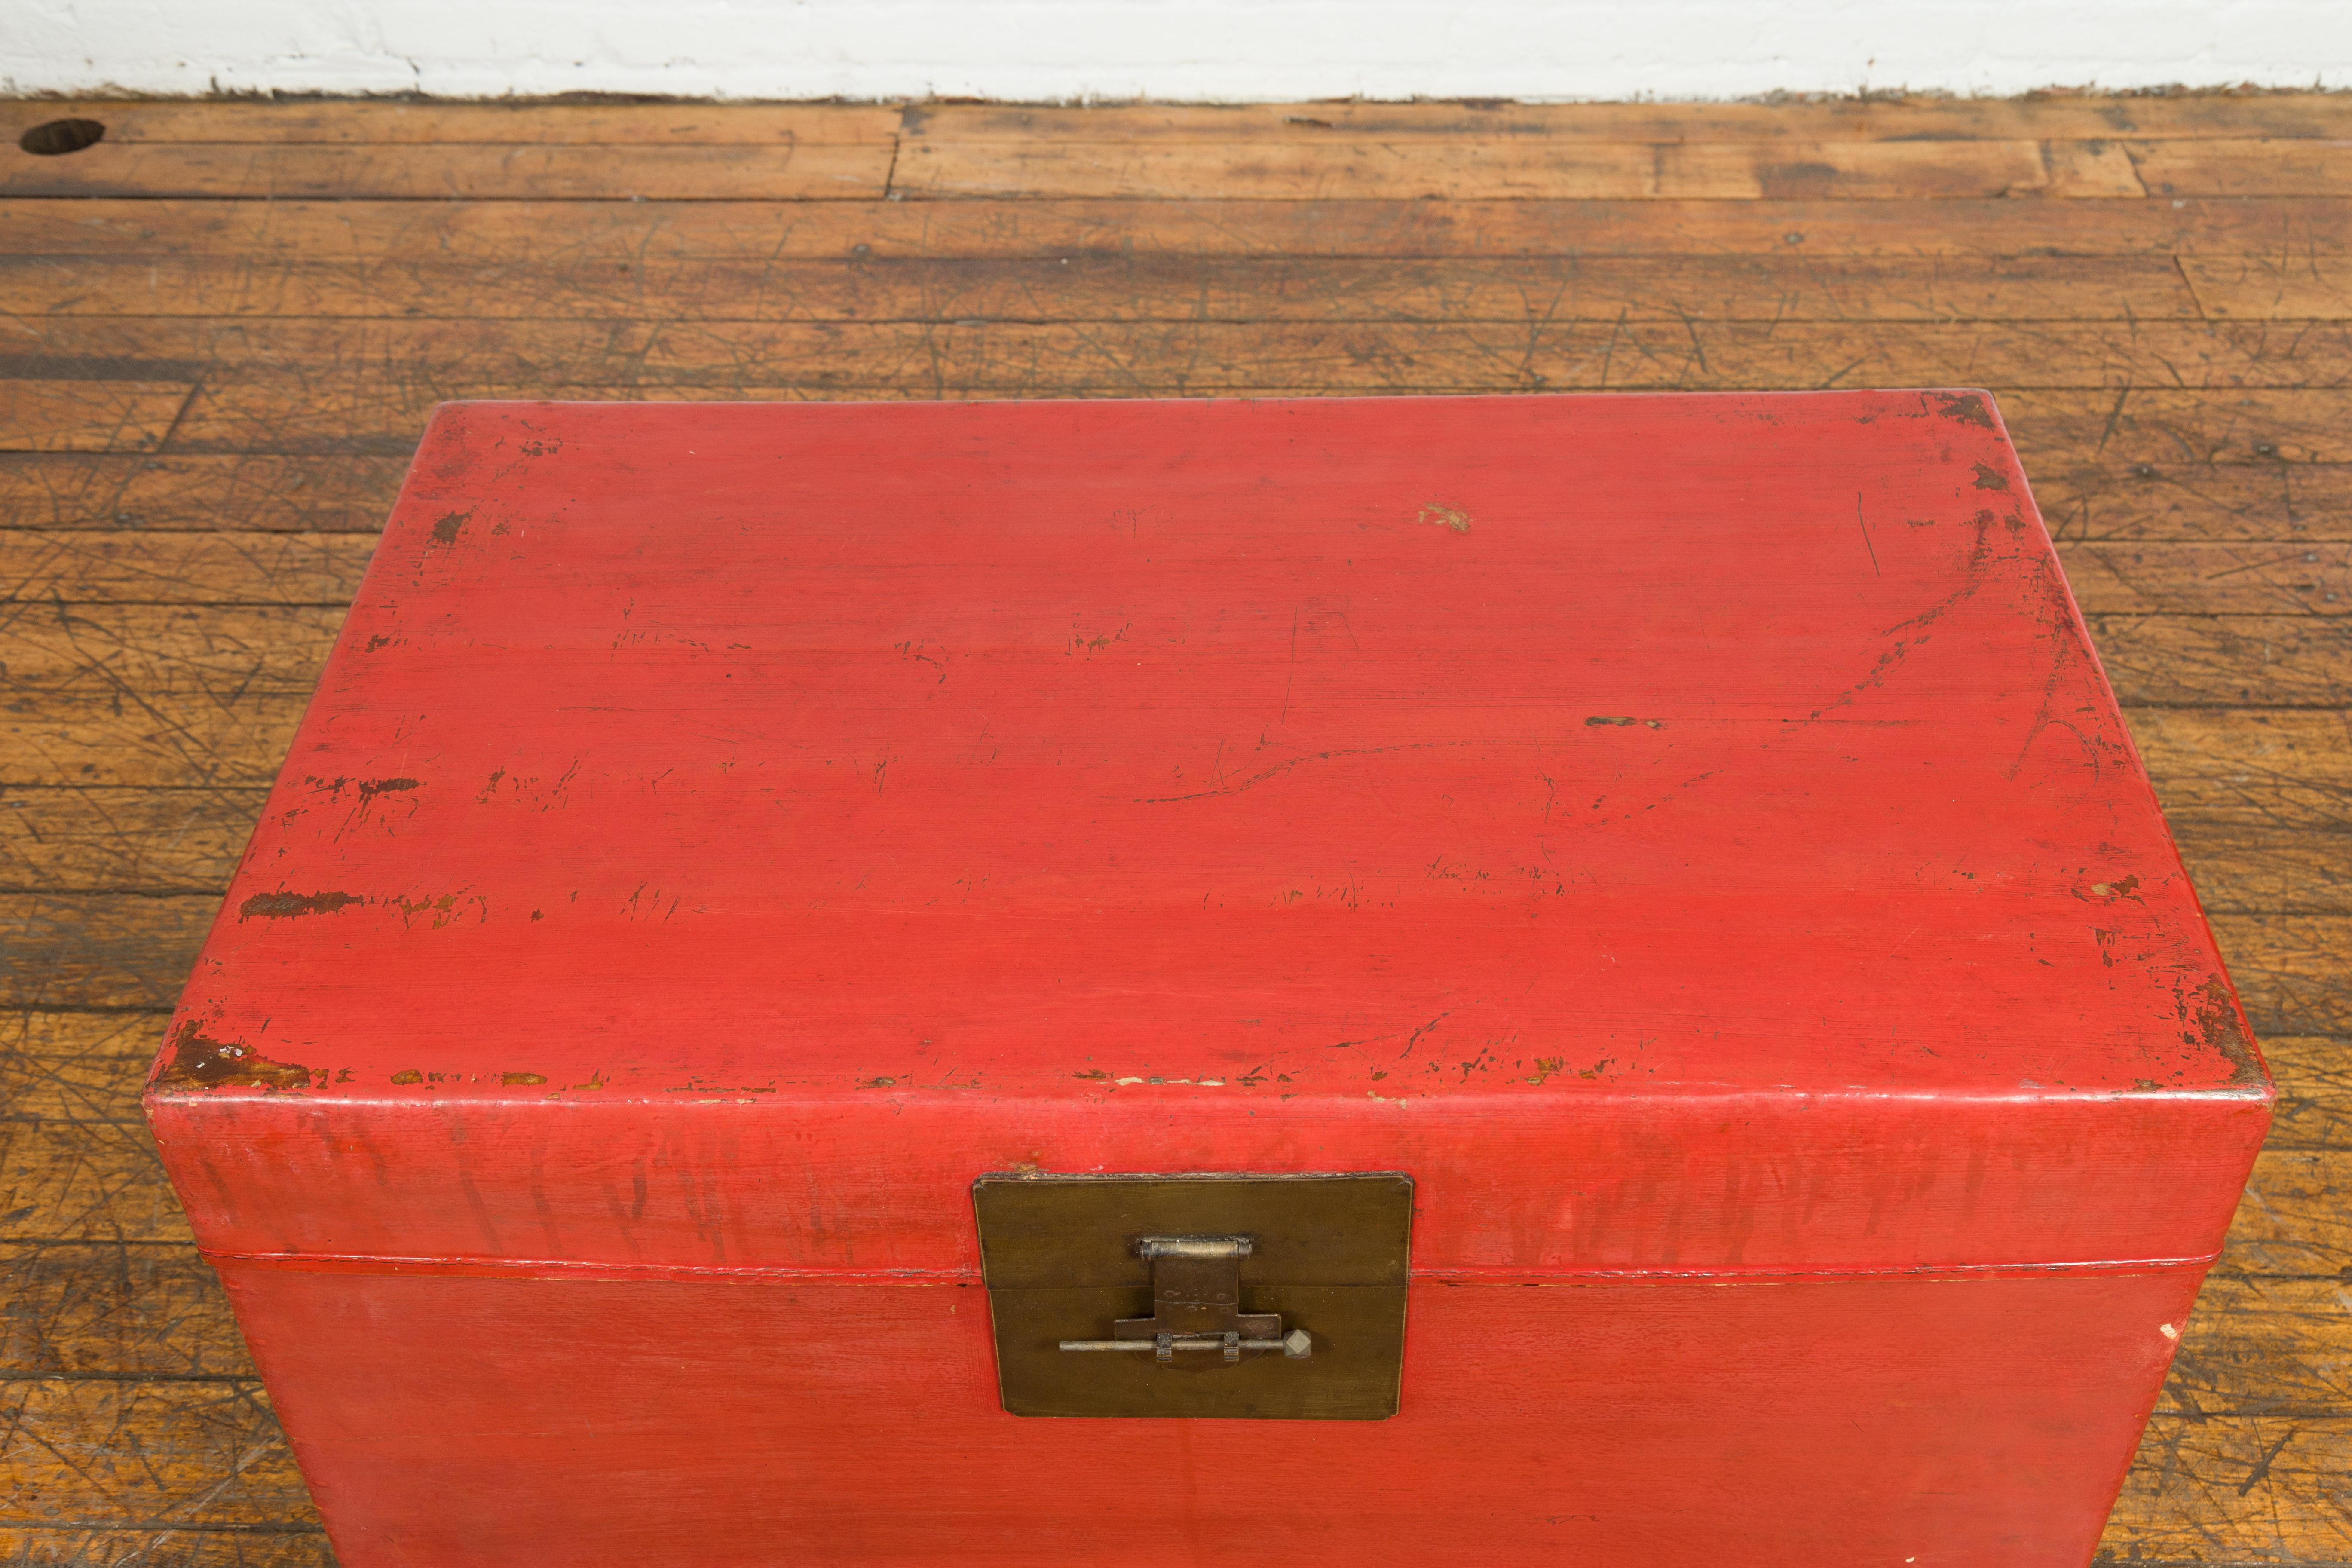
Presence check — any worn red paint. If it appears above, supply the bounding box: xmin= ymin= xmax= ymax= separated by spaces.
xmin=147 ymin=393 xmax=2269 ymax=1567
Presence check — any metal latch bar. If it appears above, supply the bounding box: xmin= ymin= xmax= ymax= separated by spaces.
xmin=1055 ymin=1232 xmax=1309 ymax=1368
xmin=1060 ymin=1330 xmax=1314 ymax=1359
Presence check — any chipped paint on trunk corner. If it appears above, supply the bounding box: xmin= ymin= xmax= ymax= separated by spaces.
xmin=1931 ymin=391 xmax=1997 ymax=430
xmin=150 ymin=1021 xmax=312 ymax=1093
xmin=2186 ymin=975 xmax=2271 ymax=1092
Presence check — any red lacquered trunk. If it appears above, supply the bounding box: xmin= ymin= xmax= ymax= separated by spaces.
xmin=149 ymin=393 xmax=2269 ymax=1567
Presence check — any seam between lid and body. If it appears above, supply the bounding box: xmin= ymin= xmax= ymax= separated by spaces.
xmin=200 ymin=1248 xmax=2223 ymax=1284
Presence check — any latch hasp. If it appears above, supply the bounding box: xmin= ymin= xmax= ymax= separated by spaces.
xmin=972 ymin=1172 xmax=1412 ymax=1420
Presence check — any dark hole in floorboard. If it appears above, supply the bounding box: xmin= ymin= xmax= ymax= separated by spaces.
xmin=19 ymin=119 xmax=107 ymax=156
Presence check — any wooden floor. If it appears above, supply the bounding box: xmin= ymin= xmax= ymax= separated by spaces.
xmin=1 ymin=93 xmax=2349 ymax=1565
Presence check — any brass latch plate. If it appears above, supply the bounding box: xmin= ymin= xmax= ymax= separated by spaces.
xmin=972 ymin=1172 xmax=1412 ymax=1420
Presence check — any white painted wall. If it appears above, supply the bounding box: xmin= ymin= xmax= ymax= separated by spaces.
xmin=7 ymin=0 xmax=2351 ymax=102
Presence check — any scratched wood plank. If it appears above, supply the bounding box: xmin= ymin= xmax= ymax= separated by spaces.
xmin=0 ymin=350 xmax=2333 ymax=453
xmin=2102 ymin=1414 xmax=2352 ymax=1562
xmin=2214 ymin=1152 xmax=2346 ymax=1278
xmin=0 ymin=100 xmax=900 ymax=146
xmin=0 ymin=1243 xmax=249 ymax=1377
xmin=0 ymin=694 xmax=307 ymax=787
xmin=2170 ymin=841 xmax=2350 ymax=919
xmin=2133 ymin=138 xmax=2352 ymax=199
xmin=0 ymin=1527 xmax=332 ymax=1566
xmin=2005 ymin=388 xmax=2352 ymax=469
xmin=903 ymin=97 xmax=2352 ymax=145
xmin=2211 ymin=916 xmax=2352 ymax=1040
xmin=129 ymin=322 xmax=2352 ymax=421
xmin=0 ymin=252 xmax=2209 ymax=323
xmin=2070 ymin=543 xmax=2343 ymax=616
xmin=0 ymin=143 xmax=897 ymax=202
xmin=1692 ymin=138 xmax=2150 ymax=199
xmin=5 ymin=1038 xmax=158 ymax=1118
xmin=2183 ymin=255 xmax=2352 ymax=322
xmin=58 ymin=305 xmax=2352 ymax=382
xmin=0 ymin=1378 xmax=316 ymax=1528
xmin=2169 ymin=828 xmax=2352 ymax=917
xmin=0 ymin=787 xmax=271 ymax=891
xmin=6 ymin=194 xmax=2348 ymax=261
xmin=892 ymin=136 xmax=2146 ymax=201
xmin=3 ymin=1011 xmax=174 ymax=1058
xmin=2260 ymin=1038 xmax=2352 ymax=1151
xmin=129 ymin=380 xmax=2317 ymax=476
xmin=2056 ymin=542 xmax=2352 ymax=615
xmin=0 ymin=454 xmax=407 ymax=533
xmin=14 ymin=318 xmax=2352 ymax=403
xmin=2097 ymin=1275 xmax=2349 ymax=1561
xmin=126 ymin=352 xmax=2352 ymax=455
xmin=0 ymin=894 xmax=217 ymax=1011
xmin=2152 ymin=1276 xmax=2352 ymax=1430
xmin=2128 ymin=710 xmax=2352 ymax=826
xmin=0 ymin=1112 xmax=191 ymax=1243
xmin=0 ymin=533 xmax=374 ymax=604
xmin=2090 ymin=616 xmax=2352 ymax=706
xmin=2 ymin=606 xmax=347 ymax=689
xmin=2037 ymin=463 xmax=2352 ymax=544
xmin=0 ymin=382 xmax=192 ymax=455
xmin=3 ymin=453 xmax=145 ymax=530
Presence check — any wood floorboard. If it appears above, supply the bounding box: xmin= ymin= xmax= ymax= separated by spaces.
xmin=0 ymin=91 xmax=2346 ymax=1563
xmin=0 ymin=1530 xmax=334 ymax=1568
xmin=0 ymin=252 xmax=2217 ymax=322
xmin=0 ymin=455 xmax=408 ymax=532
xmin=8 ymin=195 xmax=2352 ymax=261
xmin=0 ymin=144 xmax=899 ymax=202
xmin=15 ymin=318 xmax=2352 ymax=394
